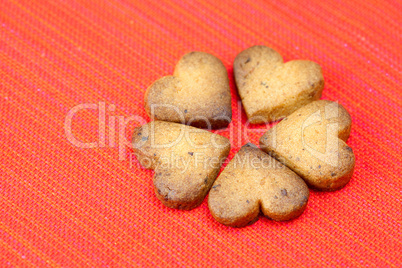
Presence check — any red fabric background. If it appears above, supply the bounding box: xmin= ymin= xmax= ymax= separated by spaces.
xmin=1 ymin=0 xmax=401 ymax=267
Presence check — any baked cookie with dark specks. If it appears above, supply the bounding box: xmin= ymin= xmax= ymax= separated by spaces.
xmin=132 ymin=121 xmax=230 ymax=210
xmin=145 ymin=52 xmax=232 ymax=129
xmin=208 ymin=143 xmax=309 ymax=227
xmin=260 ymin=100 xmax=355 ymax=191
xmin=234 ymin=45 xmax=324 ymax=123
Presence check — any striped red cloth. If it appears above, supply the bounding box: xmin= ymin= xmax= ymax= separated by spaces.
xmin=1 ymin=0 xmax=401 ymax=266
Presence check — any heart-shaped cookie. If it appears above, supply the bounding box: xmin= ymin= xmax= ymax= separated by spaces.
xmin=208 ymin=143 xmax=309 ymax=227
xmin=132 ymin=121 xmax=230 ymax=210
xmin=145 ymin=52 xmax=232 ymax=129
xmin=260 ymin=100 xmax=355 ymax=191
xmin=234 ymin=45 xmax=324 ymax=123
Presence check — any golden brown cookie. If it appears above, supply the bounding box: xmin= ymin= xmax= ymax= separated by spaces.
xmin=208 ymin=143 xmax=309 ymax=227
xmin=260 ymin=100 xmax=355 ymax=191
xmin=132 ymin=121 xmax=230 ymax=210
xmin=145 ymin=52 xmax=232 ymax=129
xmin=234 ymin=45 xmax=324 ymax=123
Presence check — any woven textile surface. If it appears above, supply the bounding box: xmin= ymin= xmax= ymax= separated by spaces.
xmin=1 ymin=0 xmax=401 ymax=267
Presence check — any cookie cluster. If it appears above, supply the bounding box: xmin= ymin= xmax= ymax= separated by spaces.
xmin=132 ymin=46 xmax=355 ymax=227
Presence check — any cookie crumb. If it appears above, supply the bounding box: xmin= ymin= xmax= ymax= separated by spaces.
xmin=281 ymin=189 xmax=288 ymax=196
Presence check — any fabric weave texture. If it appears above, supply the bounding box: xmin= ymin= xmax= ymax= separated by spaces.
xmin=0 ymin=0 xmax=401 ymax=267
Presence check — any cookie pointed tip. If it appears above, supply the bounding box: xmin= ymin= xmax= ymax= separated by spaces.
xmin=244 ymin=142 xmax=257 ymax=148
